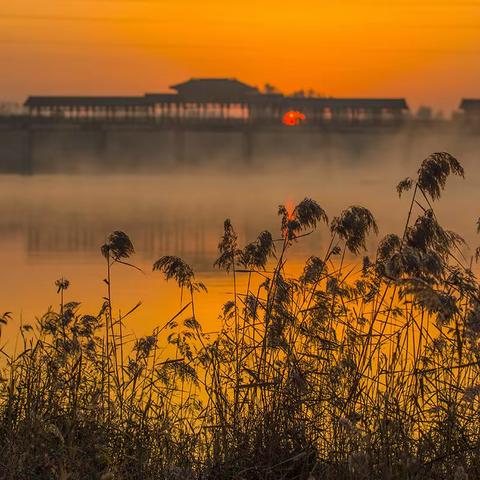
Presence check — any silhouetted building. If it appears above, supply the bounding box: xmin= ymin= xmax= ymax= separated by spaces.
xmin=24 ymin=96 xmax=150 ymax=118
xmin=24 ymin=78 xmax=409 ymax=126
xmin=459 ymin=99 xmax=480 ymax=124
xmin=171 ymin=78 xmax=258 ymax=102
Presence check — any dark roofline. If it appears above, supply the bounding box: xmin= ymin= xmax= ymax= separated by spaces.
xmin=24 ymin=96 xmax=150 ymax=107
xmin=247 ymin=95 xmax=408 ymax=110
xmin=285 ymin=97 xmax=408 ymax=109
xmin=144 ymin=93 xmax=178 ymax=103
xmin=459 ymin=99 xmax=480 ymax=110
xmin=170 ymin=78 xmax=258 ymax=92
xmin=142 ymin=92 xmax=407 ymax=109
xmin=23 ymin=93 xmax=409 ymax=111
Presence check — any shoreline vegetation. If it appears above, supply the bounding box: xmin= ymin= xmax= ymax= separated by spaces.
xmin=2 ymin=152 xmax=480 ymax=479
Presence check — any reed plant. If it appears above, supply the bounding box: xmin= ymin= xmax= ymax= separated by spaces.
xmin=1 ymin=152 xmax=480 ymax=479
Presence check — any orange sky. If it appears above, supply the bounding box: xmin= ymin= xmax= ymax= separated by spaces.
xmin=1 ymin=0 xmax=480 ymax=111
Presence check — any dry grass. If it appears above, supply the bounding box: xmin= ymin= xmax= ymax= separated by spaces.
xmin=1 ymin=152 xmax=480 ymax=480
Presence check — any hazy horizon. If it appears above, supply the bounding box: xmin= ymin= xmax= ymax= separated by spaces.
xmin=2 ymin=0 xmax=480 ymax=111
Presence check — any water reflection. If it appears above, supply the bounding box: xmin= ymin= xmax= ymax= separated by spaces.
xmin=0 ymin=157 xmax=478 ymax=341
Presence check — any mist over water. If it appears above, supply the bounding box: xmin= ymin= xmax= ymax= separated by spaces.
xmin=1 ymin=127 xmax=479 ymax=340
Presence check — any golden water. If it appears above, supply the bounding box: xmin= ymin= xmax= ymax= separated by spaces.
xmin=0 ymin=158 xmax=478 ymax=345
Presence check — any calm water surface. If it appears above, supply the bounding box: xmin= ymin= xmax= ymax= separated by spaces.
xmin=1 ymin=157 xmax=478 ymax=343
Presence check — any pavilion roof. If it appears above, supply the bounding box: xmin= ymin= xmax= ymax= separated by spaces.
xmin=285 ymin=97 xmax=409 ymax=110
xmin=24 ymin=96 xmax=149 ymax=107
xmin=23 ymin=80 xmax=409 ymax=112
xmin=169 ymin=78 xmax=259 ymax=102
xmin=144 ymin=93 xmax=178 ymax=103
xmin=245 ymin=94 xmax=408 ymax=109
xmin=459 ymin=99 xmax=480 ymax=110
xmin=171 ymin=78 xmax=257 ymax=91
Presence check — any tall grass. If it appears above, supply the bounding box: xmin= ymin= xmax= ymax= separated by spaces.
xmin=1 ymin=152 xmax=480 ymax=479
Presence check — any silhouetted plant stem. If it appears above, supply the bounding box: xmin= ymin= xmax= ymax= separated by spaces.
xmin=3 ymin=153 xmax=480 ymax=479
xmin=105 ymin=250 xmax=112 ymax=419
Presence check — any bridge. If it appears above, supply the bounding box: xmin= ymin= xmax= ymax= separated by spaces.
xmin=1 ymin=79 xmax=480 ymax=174
xmin=23 ymin=78 xmax=409 ymax=127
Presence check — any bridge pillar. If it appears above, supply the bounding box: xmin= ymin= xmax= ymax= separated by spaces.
xmin=95 ymin=125 xmax=109 ymax=168
xmin=323 ymin=130 xmax=333 ymax=166
xmin=21 ymin=127 xmax=34 ymax=175
xmin=174 ymin=129 xmax=186 ymax=163
xmin=242 ymin=129 xmax=253 ymax=163
xmin=97 ymin=127 xmax=108 ymax=162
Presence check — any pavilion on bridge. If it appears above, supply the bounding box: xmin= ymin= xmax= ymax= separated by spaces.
xmin=459 ymin=99 xmax=480 ymax=125
xmin=24 ymin=78 xmax=409 ymax=126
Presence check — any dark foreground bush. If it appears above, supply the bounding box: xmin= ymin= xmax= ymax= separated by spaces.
xmin=1 ymin=152 xmax=480 ymax=480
